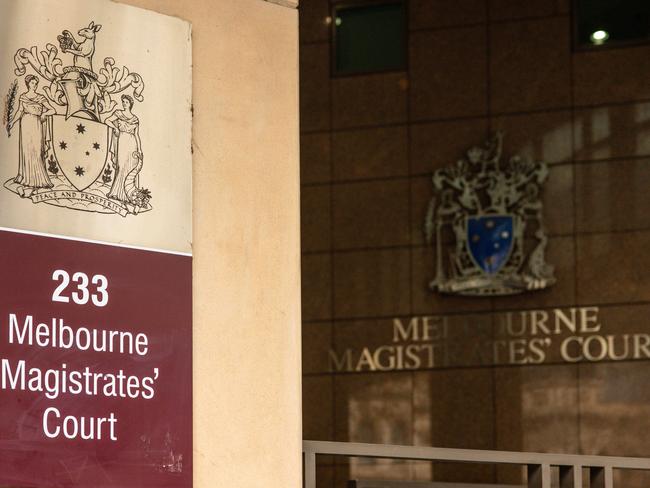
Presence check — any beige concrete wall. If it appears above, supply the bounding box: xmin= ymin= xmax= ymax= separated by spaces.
xmin=117 ymin=0 xmax=302 ymax=487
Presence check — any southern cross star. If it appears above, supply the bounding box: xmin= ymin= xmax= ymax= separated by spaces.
xmin=74 ymin=166 xmax=85 ymax=177
xmin=59 ymin=141 xmax=67 ymax=150
xmin=76 ymin=124 xmax=86 ymax=134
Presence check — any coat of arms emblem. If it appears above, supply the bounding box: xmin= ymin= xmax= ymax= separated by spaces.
xmin=3 ymin=21 xmax=151 ymax=216
xmin=424 ymin=133 xmax=555 ymax=296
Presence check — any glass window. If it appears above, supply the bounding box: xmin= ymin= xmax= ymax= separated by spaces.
xmin=575 ymin=0 xmax=650 ymax=48
xmin=333 ymin=1 xmax=406 ymax=76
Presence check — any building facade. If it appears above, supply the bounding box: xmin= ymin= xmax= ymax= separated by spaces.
xmin=300 ymin=1 xmax=650 ymax=486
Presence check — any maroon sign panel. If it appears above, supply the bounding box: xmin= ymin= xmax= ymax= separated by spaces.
xmin=0 ymin=228 xmax=192 ymax=488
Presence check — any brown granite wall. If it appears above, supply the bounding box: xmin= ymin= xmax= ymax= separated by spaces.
xmin=300 ymin=0 xmax=650 ymax=486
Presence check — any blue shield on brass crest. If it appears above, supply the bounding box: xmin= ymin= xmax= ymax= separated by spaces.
xmin=467 ymin=215 xmax=514 ymax=274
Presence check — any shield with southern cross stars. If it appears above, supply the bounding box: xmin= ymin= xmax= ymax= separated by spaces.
xmin=52 ymin=114 xmax=109 ymax=191
xmin=466 ymin=214 xmax=514 ymax=275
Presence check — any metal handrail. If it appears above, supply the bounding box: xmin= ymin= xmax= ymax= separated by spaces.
xmin=303 ymin=440 xmax=650 ymax=488
xmin=351 ymin=482 xmax=522 ymax=488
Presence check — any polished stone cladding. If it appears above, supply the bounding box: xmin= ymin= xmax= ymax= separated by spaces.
xmin=300 ymin=0 xmax=650 ymax=486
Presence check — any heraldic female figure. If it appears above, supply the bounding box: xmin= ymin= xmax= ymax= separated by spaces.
xmin=106 ymin=94 xmax=143 ymax=205
xmin=8 ymin=75 xmax=55 ymax=194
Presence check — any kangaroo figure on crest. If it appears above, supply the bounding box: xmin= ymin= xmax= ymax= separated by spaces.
xmin=59 ymin=21 xmax=102 ymax=72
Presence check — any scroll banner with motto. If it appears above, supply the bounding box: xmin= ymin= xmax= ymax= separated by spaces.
xmin=0 ymin=1 xmax=192 ymax=488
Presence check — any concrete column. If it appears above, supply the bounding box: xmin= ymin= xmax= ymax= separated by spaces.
xmin=120 ymin=1 xmax=302 ymax=487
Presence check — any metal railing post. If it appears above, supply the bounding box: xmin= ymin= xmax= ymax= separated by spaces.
xmin=590 ymin=466 xmax=613 ymax=488
xmin=559 ymin=465 xmax=582 ymax=488
xmin=528 ymin=463 xmax=551 ymax=488
xmin=303 ymin=449 xmax=316 ymax=488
